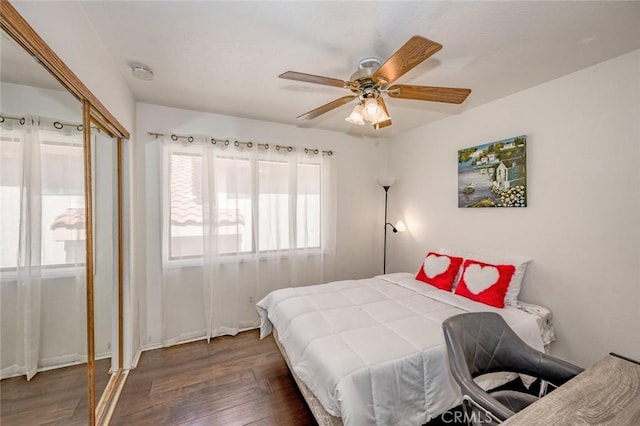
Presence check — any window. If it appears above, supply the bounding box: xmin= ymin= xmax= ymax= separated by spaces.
xmin=258 ymin=159 xmax=291 ymax=251
xmin=0 ymin=127 xmax=85 ymax=270
xmin=296 ymin=163 xmax=321 ymax=248
xmin=166 ymin=148 xmax=323 ymax=260
xmin=168 ymin=152 xmax=204 ymax=258
xmin=0 ymin=128 xmax=22 ymax=269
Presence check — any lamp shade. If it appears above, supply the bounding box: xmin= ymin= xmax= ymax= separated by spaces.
xmin=378 ymin=177 xmax=396 ymax=188
xmin=372 ymin=107 xmax=391 ymax=125
xmin=395 ymin=220 xmax=407 ymax=233
xmin=364 ymin=97 xmax=380 ymax=117
xmin=345 ymin=104 xmax=365 ymax=125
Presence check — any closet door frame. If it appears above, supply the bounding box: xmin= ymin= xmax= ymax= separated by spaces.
xmin=87 ymin=107 xmax=127 ymax=425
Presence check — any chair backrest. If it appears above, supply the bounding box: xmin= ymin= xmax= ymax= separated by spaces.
xmin=443 ymin=311 xmax=583 ymax=425
xmin=442 ymin=312 xmax=533 ymax=379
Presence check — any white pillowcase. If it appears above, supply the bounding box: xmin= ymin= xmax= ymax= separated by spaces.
xmin=437 ymin=248 xmax=531 ymax=306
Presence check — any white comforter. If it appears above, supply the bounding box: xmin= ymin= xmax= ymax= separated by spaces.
xmin=256 ymin=273 xmax=543 ymax=426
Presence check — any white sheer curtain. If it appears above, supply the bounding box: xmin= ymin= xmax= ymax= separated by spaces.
xmin=0 ymin=116 xmax=86 ymax=380
xmin=160 ymin=137 xmax=336 ymax=346
xmin=16 ymin=116 xmax=42 ymax=380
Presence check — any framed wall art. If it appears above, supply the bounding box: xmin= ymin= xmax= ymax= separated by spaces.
xmin=458 ymin=135 xmax=527 ymax=208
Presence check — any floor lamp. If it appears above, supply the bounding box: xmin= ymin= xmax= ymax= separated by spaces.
xmin=379 ymin=177 xmax=397 ymax=274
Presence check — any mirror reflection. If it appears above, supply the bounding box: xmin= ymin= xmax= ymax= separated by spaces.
xmin=91 ymin=122 xmax=119 ymax=407
xmin=0 ymin=29 xmax=88 ymax=424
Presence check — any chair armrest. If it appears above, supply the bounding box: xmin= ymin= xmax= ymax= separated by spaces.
xmin=501 ymin=339 xmax=582 ymax=386
xmin=538 ymin=352 xmax=584 ymax=386
xmin=459 ymin=375 xmax=515 ymax=421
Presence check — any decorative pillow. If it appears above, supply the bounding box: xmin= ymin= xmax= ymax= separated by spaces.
xmin=438 ymin=248 xmax=531 ymax=306
xmin=455 ymin=259 xmax=516 ymax=308
xmin=415 ymin=252 xmax=464 ymax=291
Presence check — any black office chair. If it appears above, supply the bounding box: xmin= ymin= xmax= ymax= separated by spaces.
xmin=442 ymin=312 xmax=583 ymax=425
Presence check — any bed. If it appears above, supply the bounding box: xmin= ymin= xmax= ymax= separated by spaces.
xmin=257 ymin=272 xmax=554 ymax=426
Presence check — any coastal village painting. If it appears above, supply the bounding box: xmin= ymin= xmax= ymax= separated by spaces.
xmin=458 ymin=135 xmax=527 ymax=208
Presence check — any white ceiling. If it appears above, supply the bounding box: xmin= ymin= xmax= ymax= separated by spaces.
xmin=73 ymin=1 xmax=639 ymax=137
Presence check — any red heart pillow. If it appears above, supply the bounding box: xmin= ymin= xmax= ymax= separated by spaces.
xmin=455 ymin=259 xmax=516 ymax=308
xmin=416 ymin=252 xmax=463 ymax=291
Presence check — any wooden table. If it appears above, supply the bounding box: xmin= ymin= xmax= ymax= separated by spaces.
xmin=502 ymin=353 xmax=640 ymax=425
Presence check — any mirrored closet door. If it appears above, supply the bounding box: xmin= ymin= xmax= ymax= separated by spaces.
xmin=1 ymin=2 xmax=130 ymax=425
xmin=0 ymin=26 xmax=89 ymax=425
xmin=89 ymin=115 xmax=124 ymax=422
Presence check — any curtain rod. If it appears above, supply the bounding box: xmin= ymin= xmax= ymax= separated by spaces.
xmin=0 ymin=114 xmax=86 ymax=131
xmin=148 ymin=131 xmax=333 ymax=156
xmin=0 ymin=114 xmax=26 ymax=125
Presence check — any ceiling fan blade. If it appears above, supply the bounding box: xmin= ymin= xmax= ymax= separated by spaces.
xmin=296 ymin=95 xmax=357 ymax=120
xmin=279 ymin=71 xmax=347 ymax=88
xmin=372 ymin=36 xmax=442 ymax=85
xmin=373 ymin=98 xmax=392 ymax=129
xmin=388 ymin=85 xmax=471 ymax=104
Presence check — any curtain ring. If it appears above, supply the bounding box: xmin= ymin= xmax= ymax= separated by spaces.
xmin=327 ymin=150 xmax=333 ymax=156
xmin=210 ymin=138 xmax=217 ymax=145
xmin=187 ymin=136 xmax=194 ymax=143
xmin=77 ymin=124 xmax=84 ymax=131
xmin=276 ymin=145 xmax=281 ymax=151
xmin=247 ymin=142 xmax=253 ymax=148
xmin=287 ymin=146 xmax=293 ymax=152
xmin=53 ymin=121 xmax=64 ymax=129
xmin=171 ymin=134 xmax=178 ymax=141
xmin=264 ymin=143 xmax=269 ymax=149
xmin=234 ymin=141 xmax=240 ymax=147
xmin=314 ymin=149 xmax=319 ymax=155
xmin=225 ymin=139 xmax=230 ymax=146
xmin=20 ymin=117 xmax=25 ymax=125
xmin=0 ymin=117 xmax=4 ymax=123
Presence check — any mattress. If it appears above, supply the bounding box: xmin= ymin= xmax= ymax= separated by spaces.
xmin=256 ymin=272 xmax=545 ymax=426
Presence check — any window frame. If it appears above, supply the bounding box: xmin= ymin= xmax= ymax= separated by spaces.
xmin=162 ymin=145 xmax=325 ymax=266
xmin=0 ymin=126 xmax=86 ymax=276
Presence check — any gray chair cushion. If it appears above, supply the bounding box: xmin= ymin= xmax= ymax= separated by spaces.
xmin=490 ymin=390 xmax=539 ymax=413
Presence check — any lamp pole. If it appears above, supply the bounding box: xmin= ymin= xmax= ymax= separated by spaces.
xmin=379 ymin=177 xmax=397 ymax=274
xmin=383 ymin=185 xmax=390 ymax=274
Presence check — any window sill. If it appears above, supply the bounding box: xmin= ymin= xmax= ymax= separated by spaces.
xmin=0 ymin=266 xmax=86 ymax=283
xmin=163 ymin=249 xmax=325 ymax=269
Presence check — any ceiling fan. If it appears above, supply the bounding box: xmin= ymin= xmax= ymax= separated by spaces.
xmin=279 ymin=35 xmax=471 ymax=130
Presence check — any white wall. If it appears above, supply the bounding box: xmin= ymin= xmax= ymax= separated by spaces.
xmin=135 ymin=103 xmax=388 ymax=347
xmin=1 ymin=82 xmax=81 ymax=121
xmin=388 ymin=50 xmax=640 ymax=368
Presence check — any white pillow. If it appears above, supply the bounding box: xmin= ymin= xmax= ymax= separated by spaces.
xmin=438 ymin=248 xmax=531 ymax=306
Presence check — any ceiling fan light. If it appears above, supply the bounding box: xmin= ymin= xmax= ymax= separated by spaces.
xmin=345 ymin=104 xmax=365 ymax=125
xmin=364 ymin=97 xmax=379 ymax=117
xmin=372 ymin=107 xmax=391 ymax=125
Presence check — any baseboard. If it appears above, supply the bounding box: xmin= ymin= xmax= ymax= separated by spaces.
xmin=131 ymin=347 xmax=144 ymax=369
xmin=98 ymin=369 xmax=129 ymax=426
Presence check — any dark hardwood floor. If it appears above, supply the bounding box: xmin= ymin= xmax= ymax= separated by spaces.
xmin=0 ymin=334 xmax=530 ymax=425
xmin=0 ymin=358 xmax=111 ymax=426
xmin=110 ymin=330 xmax=316 ymax=425
xmin=110 ymin=330 xmax=479 ymax=426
